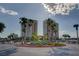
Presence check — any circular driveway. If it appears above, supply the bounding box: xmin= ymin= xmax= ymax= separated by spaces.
xmin=10 ymin=44 xmax=79 ymax=56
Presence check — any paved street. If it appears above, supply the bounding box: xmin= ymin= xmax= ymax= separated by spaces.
xmin=0 ymin=44 xmax=16 ymax=56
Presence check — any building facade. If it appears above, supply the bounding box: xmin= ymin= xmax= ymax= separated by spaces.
xmin=43 ymin=18 xmax=59 ymax=42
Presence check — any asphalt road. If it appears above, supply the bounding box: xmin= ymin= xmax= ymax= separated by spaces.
xmin=0 ymin=44 xmax=16 ymax=56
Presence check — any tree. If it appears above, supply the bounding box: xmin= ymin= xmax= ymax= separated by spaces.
xmin=28 ymin=19 xmax=34 ymax=41
xmin=51 ymin=22 xmax=58 ymax=40
xmin=0 ymin=22 xmax=6 ymax=43
xmin=8 ymin=33 xmax=18 ymax=41
xmin=19 ymin=17 xmax=28 ymax=43
xmin=29 ymin=19 xmax=34 ymax=26
xmin=73 ymin=24 xmax=79 ymax=43
xmin=19 ymin=17 xmax=28 ymax=30
xmin=0 ymin=22 xmax=6 ymax=33
xmin=47 ymin=18 xmax=57 ymax=42
xmin=19 ymin=17 xmax=28 ymax=24
xmin=62 ymin=34 xmax=71 ymax=39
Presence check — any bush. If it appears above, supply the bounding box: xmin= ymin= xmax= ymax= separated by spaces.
xmin=30 ymin=39 xmax=65 ymax=46
xmin=48 ymin=42 xmax=65 ymax=46
xmin=55 ymin=43 xmax=65 ymax=46
xmin=31 ymin=40 xmax=42 ymax=45
xmin=48 ymin=42 xmax=55 ymax=46
xmin=40 ymin=40 xmax=48 ymax=45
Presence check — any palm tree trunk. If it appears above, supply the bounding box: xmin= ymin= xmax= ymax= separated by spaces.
xmin=76 ymin=29 xmax=79 ymax=43
xmin=29 ymin=26 xmax=32 ymax=41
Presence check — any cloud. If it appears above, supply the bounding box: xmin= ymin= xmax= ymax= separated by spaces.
xmin=0 ymin=6 xmax=18 ymax=16
xmin=42 ymin=3 xmax=77 ymax=15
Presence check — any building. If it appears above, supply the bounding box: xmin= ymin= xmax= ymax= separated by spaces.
xmin=20 ymin=18 xmax=37 ymax=42
xmin=43 ymin=18 xmax=59 ymax=42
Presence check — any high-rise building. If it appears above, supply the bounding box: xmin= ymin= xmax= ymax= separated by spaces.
xmin=43 ymin=18 xmax=59 ymax=42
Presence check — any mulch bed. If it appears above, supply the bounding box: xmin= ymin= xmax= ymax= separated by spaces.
xmin=16 ymin=44 xmax=65 ymax=48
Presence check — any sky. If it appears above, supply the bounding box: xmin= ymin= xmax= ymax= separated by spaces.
xmin=0 ymin=3 xmax=79 ymax=38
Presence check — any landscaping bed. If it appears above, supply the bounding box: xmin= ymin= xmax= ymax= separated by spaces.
xmin=16 ymin=42 xmax=66 ymax=47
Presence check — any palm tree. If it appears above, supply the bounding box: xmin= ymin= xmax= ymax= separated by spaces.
xmin=19 ymin=17 xmax=28 ymax=33
xmin=47 ymin=18 xmax=52 ymax=41
xmin=19 ymin=17 xmax=28 ymax=43
xmin=28 ymin=19 xmax=34 ymax=41
xmin=19 ymin=17 xmax=28 ymax=26
xmin=51 ymin=23 xmax=57 ymax=41
xmin=73 ymin=24 xmax=79 ymax=43
xmin=47 ymin=18 xmax=57 ymax=42
xmin=0 ymin=22 xmax=6 ymax=33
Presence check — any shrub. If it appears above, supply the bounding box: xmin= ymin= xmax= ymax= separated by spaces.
xmin=48 ymin=42 xmax=55 ymax=46
xmin=30 ymin=39 xmax=65 ymax=46
xmin=31 ymin=40 xmax=42 ymax=45
xmin=47 ymin=42 xmax=65 ymax=46
xmin=40 ymin=40 xmax=48 ymax=45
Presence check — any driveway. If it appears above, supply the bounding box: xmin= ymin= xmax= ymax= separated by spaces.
xmin=10 ymin=44 xmax=79 ymax=56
